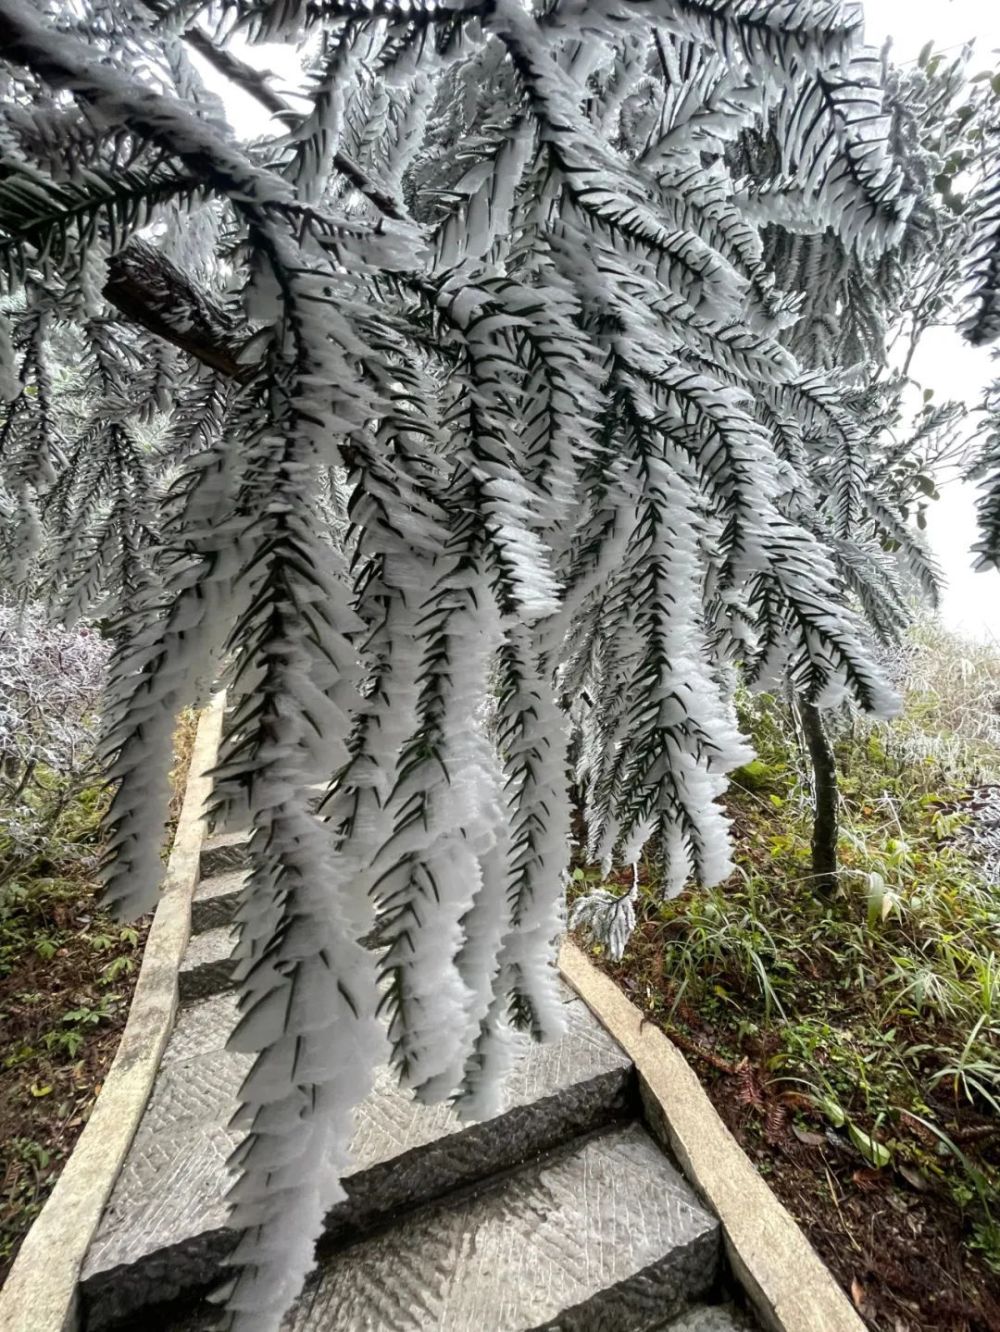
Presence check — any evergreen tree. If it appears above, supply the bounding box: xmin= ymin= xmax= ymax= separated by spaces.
xmin=962 ymin=58 xmax=1000 ymax=348
xmin=0 ymin=2 xmax=988 ymax=1326
xmin=963 ymin=60 xmax=1000 ymax=567
xmin=717 ymin=45 xmax=994 ymax=896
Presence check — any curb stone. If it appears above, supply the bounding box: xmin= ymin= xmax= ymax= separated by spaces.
xmin=0 ymin=697 xmax=225 ymax=1332
xmin=558 ymin=939 xmax=866 ymax=1332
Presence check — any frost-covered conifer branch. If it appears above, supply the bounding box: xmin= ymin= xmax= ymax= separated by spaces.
xmin=0 ymin=158 xmax=203 ymax=288
xmin=773 ymin=46 xmax=909 ymax=254
xmin=0 ymin=2 xmax=292 ymax=209
xmin=2 ymin=2 xmax=987 ymax=1328
xmin=103 ymin=239 xmax=254 ymax=380
xmin=179 ymin=17 xmax=411 ymax=221
xmin=970 ymin=383 xmax=1000 ymax=570
xmin=961 ymin=114 xmax=1000 ymax=347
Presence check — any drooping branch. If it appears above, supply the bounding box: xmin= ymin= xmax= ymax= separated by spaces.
xmin=183 ymin=24 xmax=290 ymax=118
xmin=0 ymin=0 xmax=296 ymax=381
xmin=181 ymin=24 xmax=409 ymax=222
xmin=0 ymin=0 xmax=292 ymax=209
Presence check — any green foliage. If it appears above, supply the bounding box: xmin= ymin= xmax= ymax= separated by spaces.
xmin=0 ymin=1137 xmax=51 ymax=1261
xmin=0 ymin=771 xmax=144 ymax=1276
xmin=1 ymin=779 xmax=135 ymax=1061
xmin=729 ymin=758 xmax=781 ymax=793
xmin=38 ymin=994 xmax=122 ymax=1059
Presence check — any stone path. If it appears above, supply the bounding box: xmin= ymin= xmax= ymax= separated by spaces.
xmin=77 ymin=829 xmax=756 ymax=1331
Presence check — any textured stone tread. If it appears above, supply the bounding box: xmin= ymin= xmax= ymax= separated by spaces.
xmin=191 ymin=871 xmax=245 ymax=933
xmin=177 ymin=925 xmax=237 ymax=1002
xmin=81 ymin=992 xmax=634 ymax=1328
xmin=163 ymin=994 xmax=241 ymax=1066
xmin=282 ymin=1122 xmax=717 ymax=1331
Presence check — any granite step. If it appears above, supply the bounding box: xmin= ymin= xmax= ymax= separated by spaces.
xmin=80 ymin=987 xmax=636 ymax=1329
xmin=661 ymin=1305 xmax=756 ymax=1331
xmin=177 ymin=925 xmax=238 ymax=1002
xmin=268 ymin=1122 xmax=719 ymax=1332
xmin=168 ymin=1122 xmax=719 ymax=1332
xmin=199 ymin=831 xmax=250 ymax=878
xmin=190 ymin=870 xmax=245 ymax=934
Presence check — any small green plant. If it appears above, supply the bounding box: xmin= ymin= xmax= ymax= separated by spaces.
xmin=99 ymin=955 xmax=134 ymax=985
xmin=39 ymin=994 xmax=121 ymax=1061
xmin=60 ymin=996 xmax=120 ymax=1027
xmin=42 ymin=1028 xmax=84 ymax=1057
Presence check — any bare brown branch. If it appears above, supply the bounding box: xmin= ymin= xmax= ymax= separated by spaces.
xmin=103 ymin=240 xmax=254 ymax=382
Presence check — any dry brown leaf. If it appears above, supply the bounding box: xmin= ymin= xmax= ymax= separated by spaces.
xmin=777 ymin=1089 xmax=815 ymax=1111
xmin=765 ymin=1100 xmax=791 ymax=1144
xmin=851 ymin=1276 xmax=869 ymax=1313
xmin=792 ymin=1125 xmax=827 ymax=1147
xmin=852 ymin=1167 xmax=886 ymax=1192
xmin=735 ymin=1057 xmax=766 ymax=1112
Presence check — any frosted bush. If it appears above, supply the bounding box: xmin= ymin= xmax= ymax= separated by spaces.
xmin=0 ymin=603 xmax=110 ymax=887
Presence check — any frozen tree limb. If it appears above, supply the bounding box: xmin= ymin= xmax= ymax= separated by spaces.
xmin=181 ymin=24 xmax=409 ymax=222
xmin=0 ymin=1 xmax=292 ymax=210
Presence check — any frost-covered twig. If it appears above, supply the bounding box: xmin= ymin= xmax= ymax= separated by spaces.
xmin=570 ymin=862 xmax=641 ymax=962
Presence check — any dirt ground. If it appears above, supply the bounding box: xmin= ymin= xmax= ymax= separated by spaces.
xmin=0 ymin=890 xmax=149 ymax=1285
xmin=601 ymin=936 xmax=1000 ymax=1332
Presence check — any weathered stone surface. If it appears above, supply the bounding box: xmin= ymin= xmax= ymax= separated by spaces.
xmin=190 ymin=871 xmax=245 ymax=934
xmin=281 ymin=1122 xmax=718 ymax=1332
xmin=164 ymin=994 xmax=240 ymax=1065
xmin=81 ymin=991 xmax=634 ymax=1328
xmin=177 ymin=925 xmax=237 ymax=1002
xmin=560 ymin=942 xmax=863 ymax=1332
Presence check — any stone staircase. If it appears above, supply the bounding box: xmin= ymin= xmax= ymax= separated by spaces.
xmin=77 ymin=829 xmax=754 ymax=1332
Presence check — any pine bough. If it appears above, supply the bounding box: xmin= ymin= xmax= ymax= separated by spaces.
xmin=0 ymin=0 xmax=983 ymax=1327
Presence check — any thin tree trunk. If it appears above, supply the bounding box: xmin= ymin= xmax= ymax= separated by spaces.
xmin=798 ymin=695 xmax=839 ymax=898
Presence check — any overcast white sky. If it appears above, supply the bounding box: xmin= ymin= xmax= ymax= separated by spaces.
xmin=198 ymin=2 xmax=1000 ymax=640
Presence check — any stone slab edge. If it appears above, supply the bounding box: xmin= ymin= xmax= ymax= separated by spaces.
xmin=558 ymin=940 xmax=865 ymax=1332
xmin=0 ymin=696 xmax=225 ymax=1332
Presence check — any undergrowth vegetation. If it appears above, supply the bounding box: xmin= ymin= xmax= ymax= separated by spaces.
xmin=0 ymin=615 xmax=196 ymax=1283
xmin=575 ymin=619 xmax=1000 ymax=1329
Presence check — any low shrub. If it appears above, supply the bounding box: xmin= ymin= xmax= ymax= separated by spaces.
xmin=0 ymin=604 xmax=110 ymax=895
